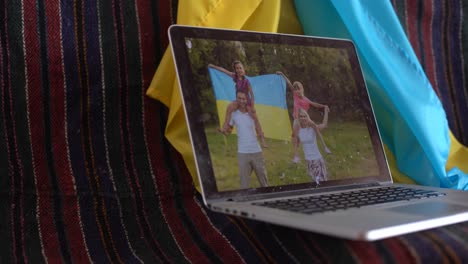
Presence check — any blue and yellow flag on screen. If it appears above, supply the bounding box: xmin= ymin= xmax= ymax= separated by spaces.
xmin=208 ymin=68 xmax=291 ymax=141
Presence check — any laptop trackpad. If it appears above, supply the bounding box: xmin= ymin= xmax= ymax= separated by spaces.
xmin=388 ymin=202 xmax=468 ymax=217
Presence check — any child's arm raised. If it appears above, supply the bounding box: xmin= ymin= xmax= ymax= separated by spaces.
xmin=316 ymin=106 xmax=329 ymax=130
xmin=208 ymin=64 xmax=233 ymax=76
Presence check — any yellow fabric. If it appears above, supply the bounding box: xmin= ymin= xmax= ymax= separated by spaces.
xmin=147 ymin=0 xmax=467 ymax=191
xmin=147 ymin=0 xmax=283 ymax=190
xmin=447 ymin=132 xmax=468 ymax=172
xmin=277 ymin=0 xmax=304 ymax=34
xmin=216 ymin=100 xmax=292 ymax=141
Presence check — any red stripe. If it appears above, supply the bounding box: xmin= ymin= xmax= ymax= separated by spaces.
xmin=136 ymin=0 xmax=199 ymax=263
xmin=137 ymin=0 xmax=243 ymax=254
xmin=383 ymin=238 xmax=417 ymax=263
xmin=142 ymin=0 xmax=241 ymax=258
xmin=130 ymin=0 xmax=168 ymax=260
xmin=406 ymin=0 xmax=422 ymax=61
xmin=44 ymin=1 xmax=90 ymax=262
xmin=420 ymin=1 xmax=439 ymax=96
xmin=176 ymin=156 xmax=245 ymax=262
xmin=347 ymin=241 xmax=383 ymax=263
xmin=139 ymin=1 xmax=209 ymax=261
xmin=109 ymin=4 xmax=151 ymax=261
xmin=22 ymin=0 xmax=61 ymax=261
xmin=122 ymin=105 xmax=167 ymax=259
xmin=298 ymin=232 xmax=331 ymax=263
xmin=113 ymin=1 xmax=169 ymax=261
xmin=294 ymin=232 xmax=322 ymax=262
xmin=144 ymin=101 xmax=209 ymax=263
xmin=136 ymin=0 xmax=156 ymax=88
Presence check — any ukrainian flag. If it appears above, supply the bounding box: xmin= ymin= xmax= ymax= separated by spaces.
xmin=208 ymin=68 xmax=291 ymax=141
xmin=294 ymin=0 xmax=468 ymax=189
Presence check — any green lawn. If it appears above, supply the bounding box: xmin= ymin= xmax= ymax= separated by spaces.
xmin=206 ymin=121 xmax=379 ymax=191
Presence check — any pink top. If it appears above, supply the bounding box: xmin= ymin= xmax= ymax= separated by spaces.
xmin=293 ymin=93 xmax=312 ymax=119
xmin=232 ymin=73 xmax=252 ymax=106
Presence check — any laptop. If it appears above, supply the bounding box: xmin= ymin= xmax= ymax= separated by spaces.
xmin=168 ymin=25 xmax=468 ymax=241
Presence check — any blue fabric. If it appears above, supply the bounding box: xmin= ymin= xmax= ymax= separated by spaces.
xmin=208 ymin=68 xmax=287 ymax=108
xmin=294 ymin=0 xmax=468 ymax=189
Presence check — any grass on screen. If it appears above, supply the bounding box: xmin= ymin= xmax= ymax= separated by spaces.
xmin=206 ymin=121 xmax=379 ymax=192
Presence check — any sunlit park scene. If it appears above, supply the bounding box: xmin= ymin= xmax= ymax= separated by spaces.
xmin=185 ymin=38 xmax=380 ymax=191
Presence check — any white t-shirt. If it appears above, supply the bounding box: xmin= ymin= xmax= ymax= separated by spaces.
xmin=230 ymin=110 xmax=261 ymax=153
xmin=298 ymin=126 xmax=322 ymax=161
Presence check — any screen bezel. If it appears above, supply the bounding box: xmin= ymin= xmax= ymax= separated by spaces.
xmin=169 ymin=25 xmax=392 ymax=200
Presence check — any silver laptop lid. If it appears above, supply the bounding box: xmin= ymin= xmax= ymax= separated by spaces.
xmin=169 ymin=25 xmax=391 ymax=200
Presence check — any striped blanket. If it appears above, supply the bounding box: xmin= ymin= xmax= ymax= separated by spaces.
xmin=392 ymin=0 xmax=468 ymax=145
xmin=1 ymin=0 xmax=468 ymax=262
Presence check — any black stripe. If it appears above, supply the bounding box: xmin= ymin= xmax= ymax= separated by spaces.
xmin=443 ymin=0 xmax=462 ymax=139
xmin=36 ymin=0 xmax=72 ymax=262
xmin=417 ymin=0 xmax=426 ymax=68
xmin=150 ymin=1 xmax=162 ymax=63
xmin=446 ymin=0 xmax=467 ymax=145
xmin=1 ymin=22 xmax=22 ymax=264
xmin=297 ymin=232 xmax=328 ymax=263
xmin=113 ymin=0 xmax=168 ymax=262
xmin=394 ymin=0 xmax=408 ymax=34
xmin=122 ymin=0 xmax=183 ymax=260
xmin=228 ymin=217 xmax=275 ymax=263
xmin=119 ymin=79 xmax=166 ymax=261
xmin=254 ymin=224 xmax=298 ymax=263
xmin=160 ymin=109 xmax=223 ymax=264
xmin=74 ymin=0 xmax=121 ymax=263
xmin=423 ymin=231 xmax=458 ymax=263
xmin=311 ymin=233 xmax=354 ymax=263
xmin=0 ymin=0 xmax=15 ymax=261
xmin=196 ymin=193 xmax=269 ymax=263
xmin=266 ymin=227 xmax=310 ymax=263
xmin=460 ymin=1 xmax=468 ymax=145
xmin=6 ymin=0 xmax=44 ymax=261
xmin=375 ymin=240 xmax=398 ymax=263
xmin=171 ymin=0 xmax=178 ymax=23
xmin=226 ymin=215 xmax=294 ymax=263
xmin=98 ymin=0 xmax=160 ymax=261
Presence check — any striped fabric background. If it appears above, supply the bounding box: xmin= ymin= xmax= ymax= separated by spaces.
xmin=392 ymin=0 xmax=468 ymax=146
xmin=0 ymin=0 xmax=467 ymax=263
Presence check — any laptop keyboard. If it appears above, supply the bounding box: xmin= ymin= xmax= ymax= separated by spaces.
xmin=253 ymin=186 xmax=446 ymax=214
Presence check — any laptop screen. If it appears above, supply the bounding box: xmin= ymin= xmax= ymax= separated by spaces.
xmin=169 ymin=26 xmax=391 ymax=199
